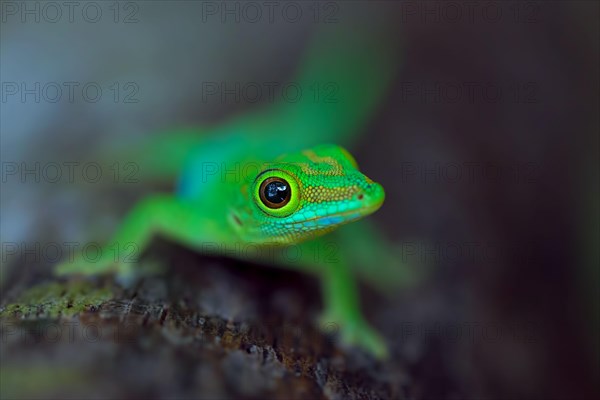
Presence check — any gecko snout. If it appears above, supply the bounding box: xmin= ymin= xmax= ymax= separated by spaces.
xmin=354 ymin=181 xmax=385 ymax=212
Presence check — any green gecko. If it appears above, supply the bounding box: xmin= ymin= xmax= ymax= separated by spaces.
xmin=55 ymin=8 xmax=414 ymax=358
xmin=57 ymin=144 xmax=389 ymax=357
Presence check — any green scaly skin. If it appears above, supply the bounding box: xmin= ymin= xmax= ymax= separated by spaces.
xmin=55 ymin=7 xmax=416 ymax=358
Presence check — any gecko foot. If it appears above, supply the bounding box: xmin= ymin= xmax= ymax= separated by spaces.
xmin=317 ymin=311 xmax=389 ymax=359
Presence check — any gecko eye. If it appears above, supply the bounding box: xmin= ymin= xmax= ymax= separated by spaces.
xmin=259 ymin=177 xmax=291 ymax=209
xmin=253 ymin=169 xmax=300 ymax=217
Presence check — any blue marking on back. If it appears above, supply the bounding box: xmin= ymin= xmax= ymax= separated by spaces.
xmin=176 ymin=139 xmax=239 ymax=200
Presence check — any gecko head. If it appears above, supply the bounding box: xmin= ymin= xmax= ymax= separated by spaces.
xmin=232 ymin=144 xmax=385 ymax=245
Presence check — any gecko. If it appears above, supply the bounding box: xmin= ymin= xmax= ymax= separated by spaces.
xmin=54 ymin=8 xmax=416 ymax=358
xmin=57 ymin=144 xmax=390 ymax=357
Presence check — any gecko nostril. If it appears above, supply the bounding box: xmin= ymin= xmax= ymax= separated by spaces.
xmin=357 ymin=193 xmax=364 ymax=200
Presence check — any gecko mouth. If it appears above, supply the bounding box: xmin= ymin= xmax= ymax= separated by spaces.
xmin=318 ymin=198 xmax=383 ymax=225
xmin=289 ymin=194 xmax=384 ymax=231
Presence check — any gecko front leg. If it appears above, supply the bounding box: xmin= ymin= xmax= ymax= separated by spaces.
xmin=55 ymin=194 xmax=230 ymax=284
xmin=268 ymin=238 xmax=389 ymax=359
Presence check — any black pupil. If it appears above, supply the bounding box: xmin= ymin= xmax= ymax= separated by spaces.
xmin=264 ymin=181 xmax=289 ymax=204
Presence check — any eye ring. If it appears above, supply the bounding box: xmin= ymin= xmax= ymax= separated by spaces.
xmin=253 ymin=169 xmax=301 ymax=217
xmin=259 ymin=177 xmax=291 ymax=209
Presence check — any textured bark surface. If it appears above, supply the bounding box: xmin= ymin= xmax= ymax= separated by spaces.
xmin=0 ymin=244 xmax=413 ymax=400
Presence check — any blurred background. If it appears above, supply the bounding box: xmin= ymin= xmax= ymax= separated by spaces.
xmin=1 ymin=1 xmax=598 ymax=399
